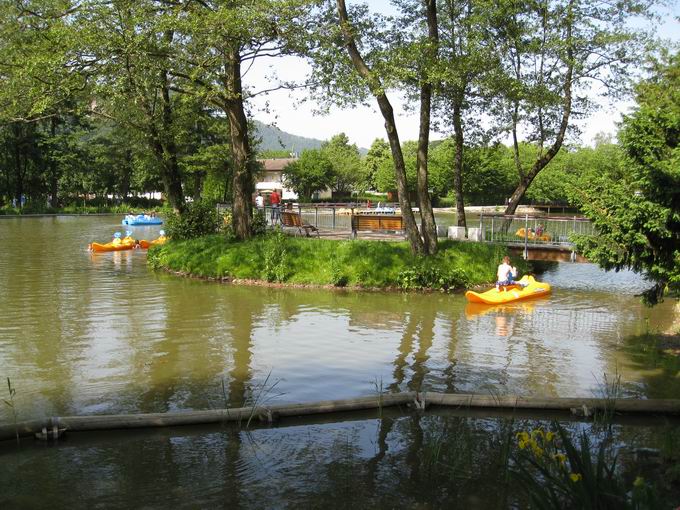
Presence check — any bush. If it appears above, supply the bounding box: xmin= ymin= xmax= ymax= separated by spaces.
xmin=397 ymin=264 xmax=469 ymax=291
xmin=251 ymin=210 xmax=268 ymax=237
xmin=165 ymin=201 xmax=220 ymax=241
xmin=262 ymin=231 xmax=288 ymax=282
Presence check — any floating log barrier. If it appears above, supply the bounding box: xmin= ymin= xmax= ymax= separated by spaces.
xmin=2 ymin=392 xmax=680 ymax=442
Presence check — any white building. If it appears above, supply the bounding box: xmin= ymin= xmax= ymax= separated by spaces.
xmin=255 ymin=158 xmax=332 ymax=201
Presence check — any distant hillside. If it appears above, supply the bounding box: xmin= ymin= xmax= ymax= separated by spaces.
xmin=253 ymin=120 xmax=324 ymax=154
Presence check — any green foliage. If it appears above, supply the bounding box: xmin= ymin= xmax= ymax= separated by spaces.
xmin=251 ymin=209 xmax=268 ymax=237
xmin=569 ymin=52 xmax=680 ymax=304
xmin=512 ymin=423 xmax=661 ymax=509
xmin=148 ymin=235 xmax=506 ymax=289
xmin=362 ymin=139 xmax=391 ymax=191
xmin=262 ymin=231 xmax=288 ymax=283
xmin=165 ymin=200 xmax=220 ymax=241
xmin=283 ymin=149 xmax=335 ymax=201
xmin=329 ymin=254 xmax=349 ymax=287
xmin=321 ymin=133 xmax=365 ymax=194
xmin=397 ymin=264 xmax=469 ymax=291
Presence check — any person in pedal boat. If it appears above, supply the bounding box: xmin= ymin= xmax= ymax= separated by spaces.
xmin=496 ymin=256 xmax=518 ymax=290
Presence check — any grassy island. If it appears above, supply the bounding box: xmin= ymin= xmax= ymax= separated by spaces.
xmin=147 ymin=233 xmax=520 ymax=291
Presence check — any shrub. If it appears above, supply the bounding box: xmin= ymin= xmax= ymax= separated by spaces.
xmin=165 ymin=201 xmax=220 ymax=241
xmin=262 ymin=231 xmax=288 ymax=283
xmin=329 ymin=254 xmax=349 ymax=287
xmin=397 ymin=265 xmax=469 ymax=291
xmin=251 ymin=210 xmax=268 ymax=237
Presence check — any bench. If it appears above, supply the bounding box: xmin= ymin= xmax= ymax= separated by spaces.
xmin=351 ymin=214 xmax=404 ymax=239
xmin=281 ymin=210 xmax=320 ymax=237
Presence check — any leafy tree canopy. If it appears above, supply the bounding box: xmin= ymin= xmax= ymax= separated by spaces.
xmin=569 ymin=52 xmax=680 ymax=304
xmin=283 ymin=149 xmax=334 ymax=201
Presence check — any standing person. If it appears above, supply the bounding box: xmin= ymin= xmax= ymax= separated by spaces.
xmin=496 ymin=256 xmax=518 ymax=290
xmin=270 ymin=189 xmax=281 ymax=223
xmin=255 ymin=193 xmax=264 ymax=210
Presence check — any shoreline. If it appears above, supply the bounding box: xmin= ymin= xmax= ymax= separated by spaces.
xmin=157 ymin=264 xmax=489 ymax=293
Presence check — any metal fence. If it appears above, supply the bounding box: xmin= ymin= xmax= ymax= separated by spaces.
xmin=222 ymin=203 xmax=594 ymax=247
xmin=255 ymin=203 xmax=401 ymax=230
xmin=478 ymin=213 xmax=594 ymax=246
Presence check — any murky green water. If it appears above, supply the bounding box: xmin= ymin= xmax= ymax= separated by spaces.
xmin=0 ymin=216 xmax=675 ymax=421
xmin=1 ymin=216 xmax=678 ymax=507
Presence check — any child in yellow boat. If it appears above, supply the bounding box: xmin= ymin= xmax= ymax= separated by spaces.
xmin=496 ymin=256 xmax=517 ymax=290
xmin=111 ymin=231 xmax=123 ymax=246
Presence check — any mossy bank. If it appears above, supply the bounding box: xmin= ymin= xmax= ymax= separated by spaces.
xmin=147 ymin=233 xmax=523 ymax=291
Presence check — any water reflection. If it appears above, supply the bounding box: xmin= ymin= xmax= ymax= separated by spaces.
xmin=0 ymin=217 xmax=678 ymax=423
xmin=1 ymin=413 xmax=677 ymax=509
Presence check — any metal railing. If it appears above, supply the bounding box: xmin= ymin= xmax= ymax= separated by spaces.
xmin=256 ymin=203 xmax=401 ymax=230
xmin=479 ymin=213 xmax=594 ymax=247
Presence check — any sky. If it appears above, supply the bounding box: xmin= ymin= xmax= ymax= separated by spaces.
xmin=246 ymin=1 xmax=679 ymax=150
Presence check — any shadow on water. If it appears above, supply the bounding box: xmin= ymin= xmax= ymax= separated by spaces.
xmin=620 ymin=332 xmax=680 ymax=399
xmin=1 ymin=409 xmax=679 ymax=509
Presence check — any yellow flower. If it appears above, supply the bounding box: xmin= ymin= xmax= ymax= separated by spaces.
xmin=553 ymin=453 xmax=567 ymax=465
xmin=633 ymin=476 xmax=645 ymax=488
xmin=546 ymin=431 xmax=555 ymax=442
xmin=531 ymin=444 xmax=544 ymax=458
xmin=569 ymin=473 xmax=582 ymax=482
xmin=516 ymin=431 xmax=530 ymax=448
xmin=531 ymin=429 xmax=545 ymax=441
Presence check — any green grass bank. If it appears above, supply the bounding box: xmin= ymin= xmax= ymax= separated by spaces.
xmin=147 ymin=233 xmax=521 ymax=291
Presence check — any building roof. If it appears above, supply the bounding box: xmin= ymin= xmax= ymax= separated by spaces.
xmin=258 ymin=158 xmax=297 ymax=171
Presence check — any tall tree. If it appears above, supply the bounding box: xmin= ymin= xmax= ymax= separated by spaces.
xmin=569 ymin=51 xmax=680 ymax=305
xmin=334 ymin=0 xmax=425 ymax=254
xmin=414 ymin=0 xmax=439 ymax=254
xmin=320 ymin=133 xmax=363 ymax=195
xmin=434 ymin=0 xmax=498 ymax=228
xmin=74 ymin=1 xmax=187 ymax=211
xmin=283 ymin=149 xmax=334 ymax=201
xmin=167 ymin=0 xmax=316 ymax=239
xmin=491 ymin=0 xmax=655 ymax=217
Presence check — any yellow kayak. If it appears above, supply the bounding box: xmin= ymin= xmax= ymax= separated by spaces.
xmin=465 ymin=275 xmax=551 ymax=304
xmin=138 ymin=236 xmax=167 ymax=249
xmin=89 ymin=240 xmax=137 ymax=253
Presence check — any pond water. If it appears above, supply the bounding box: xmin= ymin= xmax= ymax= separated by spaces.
xmin=0 ymin=216 xmax=676 ymax=421
xmin=0 ymin=216 xmax=678 ymax=507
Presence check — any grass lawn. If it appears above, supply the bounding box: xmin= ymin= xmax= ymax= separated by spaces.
xmin=148 ymin=233 xmax=521 ymax=291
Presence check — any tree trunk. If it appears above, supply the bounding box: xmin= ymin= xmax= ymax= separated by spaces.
xmin=452 ymin=100 xmax=466 ymax=229
xmin=120 ymin=148 xmax=132 ymax=201
xmin=337 ymin=0 xmax=423 ymax=254
xmin=415 ymin=0 xmax=439 ymax=255
xmin=225 ymin=47 xmax=253 ymax=240
xmin=49 ymin=117 xmax=59 ymax=209
xmin=503 ymin=0 xmax=574 ymax=217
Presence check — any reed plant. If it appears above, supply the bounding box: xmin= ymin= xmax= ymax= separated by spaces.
xmin=511 ymin=422 xmax=660 ymax=509
xmin=3 ymin=377 xmax=19 ymax=444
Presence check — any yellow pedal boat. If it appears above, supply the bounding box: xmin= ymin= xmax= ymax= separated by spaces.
xmin=515 ymin=228 xmax=552 ymax=242
xmin=465 ymin=275 xmax=551 ymax=304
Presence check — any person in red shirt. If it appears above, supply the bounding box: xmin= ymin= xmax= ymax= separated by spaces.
xmin=269 ymin=189 xmax=281 ymax=223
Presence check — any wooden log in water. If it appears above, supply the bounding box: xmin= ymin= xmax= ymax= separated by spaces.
xmin=420 ymin=393 xmax=680 ymax=415
xmin=2 ymin=392 xmax=679 ymax=442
